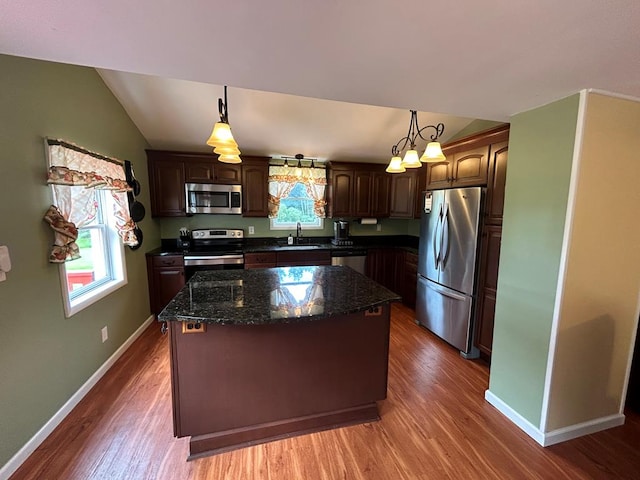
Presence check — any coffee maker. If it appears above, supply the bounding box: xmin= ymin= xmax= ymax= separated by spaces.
xmin=332 ymin=220 xmax=353 ymax=246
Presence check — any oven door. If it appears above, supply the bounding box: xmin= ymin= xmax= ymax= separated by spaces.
xmin=183 ymin=254 xmax=244 ymax=281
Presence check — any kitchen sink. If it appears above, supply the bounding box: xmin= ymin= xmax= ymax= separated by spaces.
xmin=277 ymin=244 xmax=326 ymax=251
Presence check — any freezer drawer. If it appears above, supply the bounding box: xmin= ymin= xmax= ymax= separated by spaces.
xmin=416 ymin=275 xmax=473 ymax=353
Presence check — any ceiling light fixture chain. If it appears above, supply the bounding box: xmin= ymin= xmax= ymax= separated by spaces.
xmin=386 ymin=110 xmax=447 ymax=173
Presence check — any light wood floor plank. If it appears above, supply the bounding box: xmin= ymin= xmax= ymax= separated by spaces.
xmin=9 ymin=303 xmax=640 ymax=479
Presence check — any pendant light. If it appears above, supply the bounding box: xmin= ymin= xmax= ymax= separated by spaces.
xmin=386 ymin=110 xmax=446 ymax=173
xmin=206 ymin=86 xmax=242 ymax=163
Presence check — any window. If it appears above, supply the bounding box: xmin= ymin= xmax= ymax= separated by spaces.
xmin=270 ymin=182 xmax=323 ymax=230
xmin=44 ymin=140 xmax=136 ymax=318
xmin=268 ymin=165 xmax=327 ymax=230
xmin=60 ymin=190 xmax=126 ymax=317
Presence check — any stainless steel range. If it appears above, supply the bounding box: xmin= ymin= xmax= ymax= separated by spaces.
xmin=183 ymin=229 xmax=244 ymax=280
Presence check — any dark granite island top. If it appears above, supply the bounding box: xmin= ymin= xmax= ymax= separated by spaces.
xmin=158 ymin=265 xmax=401 ymax=325
xmin=162 ymin=265 xmax=398 ymax=460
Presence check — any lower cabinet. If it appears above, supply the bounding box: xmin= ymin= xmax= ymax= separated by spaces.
xmin=474 ymin=225 xmax=502 ymax=358
xmin=245 ymin=250 xmax=331 ymax=268
xmin=146 ymin=254 xmax=185 ymax=316
xmin=403 ymin=251 xmax=418 ymax=309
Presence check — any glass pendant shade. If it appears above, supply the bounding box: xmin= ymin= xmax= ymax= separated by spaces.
xmin=402 ymin=150 xmax=422 ymax=168
xmin=206 ymin=122 xmax=236 ymax=147
xmin=217 ymin=154 xmax=242 ymax=164
xmin=421 ymin=142 xmax=446 ymax=162
xmin=214 ymin=145 xmax=241 ymax=156
xmin=386 ymin=156 xmax=406 ymax=173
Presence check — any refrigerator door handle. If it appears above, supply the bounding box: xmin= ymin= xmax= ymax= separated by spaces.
xmin=440 ymin=202 xmax=450 ymax=270
xmin=433 ymin=203 xmax=443 ymax=270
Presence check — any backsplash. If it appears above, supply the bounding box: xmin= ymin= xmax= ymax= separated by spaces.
xmin=158 ymin=215 xmax=419 ymax=239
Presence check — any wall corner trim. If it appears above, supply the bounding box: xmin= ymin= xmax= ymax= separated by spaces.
xmin=0 ymin=314 xmax=156 ymax=480
xmin=485 ymin=389 xmax=545 ymax=445
xmin=485 ymin=390 xmax=626 ymax=447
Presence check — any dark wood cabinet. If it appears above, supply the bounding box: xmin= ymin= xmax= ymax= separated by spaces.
xmin=328 ymin=163 xmax=390 ymax=218
xmin=485 ymin=141 xmax=509 ymax=225
xmin=148 ymin=155 xmax=186 ymax=217
xmin=474 ymin=226 xmax=502 ymax=357
xmin=389 ymin=170 xmax=418 ymax=218
xmin=329 ymin=168 xmax=354 ymax=217
xmin=146 ymin=254 xmax=185 ymax=316
xmin=244 ymin=252 xmax=277 ymax=269
xmin=403 ymin=251 xmax=418 ymax=308
xmin=366 ymin=248 xmax=401 ymax=294
xmin=426 ymin=145 xmax=489 ymax=189
xmin=147 ymin=150 xmax=267 ymax=217
xmin=276 ymin=250 xmax=331 ymax=267
xmin=241 ymin=157 xmax=270 ymax=217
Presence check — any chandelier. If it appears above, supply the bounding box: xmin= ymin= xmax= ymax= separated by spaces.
xmin=206 ymin=86 xmax=242 ymax=164
xmin=386 ymin=110 xmax=446 ymax=173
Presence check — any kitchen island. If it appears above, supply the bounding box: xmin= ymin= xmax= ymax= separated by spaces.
xmin=159 ymin=265 xmax=400 ymax=459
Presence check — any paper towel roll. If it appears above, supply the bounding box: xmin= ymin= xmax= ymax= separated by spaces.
xmin=0 ymin=245 xmax=11 ymax=272
xmin=359 ymin=218 xmax=378 ymax=225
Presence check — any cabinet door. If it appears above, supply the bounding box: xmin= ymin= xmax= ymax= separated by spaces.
xmin=485 ymin=142 xmax=509 ymax=225
xmin=404 ymin=251 xmax=418 ymax=308
xmin=474 ymin=225 xmax=502 ymax=358
xmin=451 ymin=145 xmax=489 ymax=187
xmin=215 ymin=163 xmax=242 ymax=184
xmin=390 ymin=171 xmax=417 ymax=218
xmin=147 ymin=255 xmax=186 ymax=315
xmin=371 ymin=171 xmax=391 ymax=218
xmin=149 ymin=159 xmax=186 ymax=217
xmin=425 ymin=161 xmax=451 ymax=190
xmin=242 ymin=160 xmax=269 ymax=217
xmin=414 ymin=170 xmax=427 ymax=219
xmin=185 ymin=161 xmax=214 ymax=183
xmin=330 ymin=169 xmax=354 ymax=217
xmin=353 ymin=170 xmax=373 ymax=217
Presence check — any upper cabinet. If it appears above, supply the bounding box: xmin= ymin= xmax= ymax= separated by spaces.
xmin=148 ymin=151 xmax=187 ymax=217
xmin=426 ymin=145 xmax=489 ymax=189
xmin=389 ymin=170 xmax=418 ymax=219
xmin=425 ymin=124 xmax=510 ymax=191
xmin=241 ymin=157 xmax=270 ymax=217
xmin=485 ymin=141 xmax=509 ymax=225
xmin=328 ymin=162 xmax=390 ymax=218
xmin=146 ymin=150 xmax=270 ymax=217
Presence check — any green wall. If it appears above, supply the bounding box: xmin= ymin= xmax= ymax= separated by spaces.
xmin=0 ymin=54 xmax=158 ymax=468
xmin=488 ymin=94 xmax=580 ymax=426
xmin=447 ymin=119 xmax=506 ymax=142
xmin=158 ymin=214 xmax=416 ymax=239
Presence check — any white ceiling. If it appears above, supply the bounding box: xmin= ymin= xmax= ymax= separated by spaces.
xmin=2 ymin=1 xmax=639 ymax=163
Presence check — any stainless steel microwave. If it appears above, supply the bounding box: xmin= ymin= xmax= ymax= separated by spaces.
xmin=185 ymin=183 xmax=242 ymax=214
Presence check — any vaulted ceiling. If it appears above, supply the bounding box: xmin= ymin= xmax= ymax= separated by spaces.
xmin=2 ymin=1 xmax=638 ymax=163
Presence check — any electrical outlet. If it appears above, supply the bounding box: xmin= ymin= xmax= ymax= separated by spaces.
xmin=376 ymin=224 xmax=382 ymax=232
xmin=248 ymin=226 xmax=255 ymax=235
xmin=101 ymin=326 xmax=108 ymax=343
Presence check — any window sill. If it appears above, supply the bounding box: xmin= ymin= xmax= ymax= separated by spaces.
xmin=63 ymin=277 xmax=128 ymax=318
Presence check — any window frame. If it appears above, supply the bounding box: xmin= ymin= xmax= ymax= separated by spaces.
xmin=57 ymin=189 xmax=128 ymax=317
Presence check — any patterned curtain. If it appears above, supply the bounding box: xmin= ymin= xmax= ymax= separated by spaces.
xmin=43 ymin=140 xmax=136 ymax=263
xmin=267 ymin=165 xmax=327 ymax=218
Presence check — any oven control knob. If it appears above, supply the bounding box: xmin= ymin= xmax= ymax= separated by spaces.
xmin=193 ymin=231 xmax=201 ymax=238
xmin=230 ymin=232 xmax=235 ymax=237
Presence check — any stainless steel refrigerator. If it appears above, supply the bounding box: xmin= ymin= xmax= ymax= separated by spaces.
xmin=416 ymin=186 xmax=483 ymax=357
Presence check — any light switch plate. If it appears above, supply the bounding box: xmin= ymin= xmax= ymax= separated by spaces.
xmin=101 ymin=326 xmax=108 ymax=343
xmin=248 ymin=226 xmax=255 ymax=235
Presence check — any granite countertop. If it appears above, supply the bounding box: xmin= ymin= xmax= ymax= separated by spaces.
xmin=158 ymin=265 xmax=401 ymax=325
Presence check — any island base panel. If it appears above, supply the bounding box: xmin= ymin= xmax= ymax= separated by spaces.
xmin=188 ymin=403 xmax=379 ymax=459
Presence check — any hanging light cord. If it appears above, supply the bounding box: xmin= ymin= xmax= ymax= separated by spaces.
xmin=391 ymin=110 xmax=444 ymax=156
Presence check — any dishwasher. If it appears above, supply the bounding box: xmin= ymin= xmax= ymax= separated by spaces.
xmin=330 ymin=248 xmax=367 ymax=274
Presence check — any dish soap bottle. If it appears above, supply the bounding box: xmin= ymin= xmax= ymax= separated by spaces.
xmin=288 ymin=234 xmax=294 ymax=245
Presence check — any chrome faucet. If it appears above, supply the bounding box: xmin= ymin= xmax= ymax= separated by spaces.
xmin=296 ymin=222 xmax=302 ymax=242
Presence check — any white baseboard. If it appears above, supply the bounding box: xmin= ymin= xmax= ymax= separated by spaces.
xmin=485 ymin=389 xmax=546 ymax=445
xmin=543 ymin=413 xmax=625 ymax=446
xmin=485 ymin=389 xmax=626 ymax=447
xmin=0 ymin=315 xmax=155 ymax=480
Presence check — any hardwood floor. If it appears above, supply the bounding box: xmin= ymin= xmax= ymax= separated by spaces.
xmin=10 ymin=304 xmax=640 ymax=479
